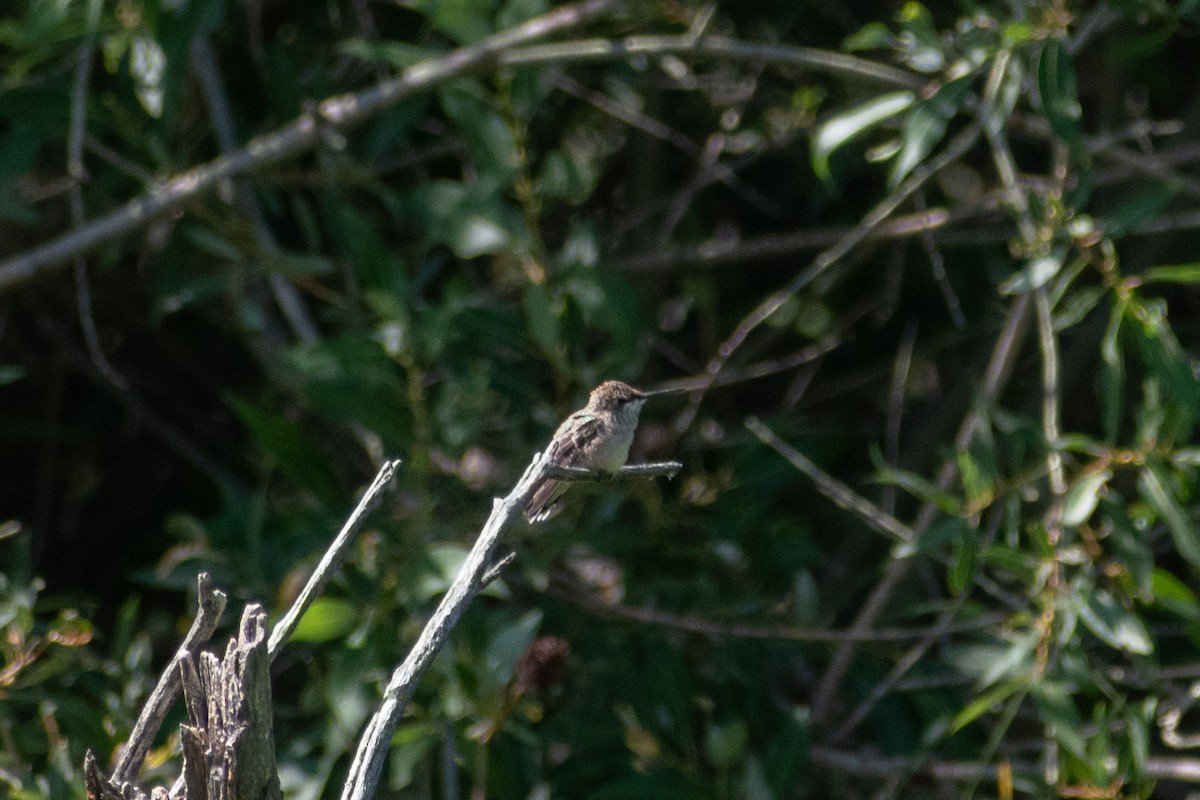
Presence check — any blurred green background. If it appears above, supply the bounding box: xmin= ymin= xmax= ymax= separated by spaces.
xmin=5 ymin=0 xmax=1200 ymax=797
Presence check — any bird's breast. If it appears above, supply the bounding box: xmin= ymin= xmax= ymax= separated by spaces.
xmin=586 ymin=420 xmax=636 ymax=473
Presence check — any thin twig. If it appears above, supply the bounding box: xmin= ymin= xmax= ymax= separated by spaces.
xmin=110 ymin=573 xmax=227 ymax=785
xmin=190 ymin=34 xmax=321 ymax=346
xmin=498 ymin=35 xmax=924 ymax=89
xmin=481 ymin=551 xmax=518 ymax=587
xmin=812 ymin=746 xmax=1200 ymax=785
xmin=745 ymin=417 xmax=913 ymax=543
xmin=882 ymin=322 xmax=917 ymax=517
xmin=1035 ymin=287 xmax=1065 ymax=538
xmin=554 ymin=584 xmax=1007 ymax=643
xmin=655 ymin=317 xmax=862 ymax=396
xmin=267 ymin=460 xmax=401 ymax=657
xmin=84 ymin=134 xmax=156 ymax=183
xmin=915 ymin=191 xmax=966 ymax=328
xmin=0 ymin=0 xmax=622 ymax=293
xmin=616 ymin=202 xmax=1000 ymax=273
xmin=545 ymin=461 xmax=683 ymax=481
xmin=68 ymin=0 xmax=127 ymax=390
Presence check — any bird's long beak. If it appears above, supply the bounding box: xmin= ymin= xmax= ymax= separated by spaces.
xmin=641 ymin=385 xmax=688 ymax=400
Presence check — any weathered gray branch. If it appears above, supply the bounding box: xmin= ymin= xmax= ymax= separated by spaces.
xmin=175 ymin=605 xmax=281 ymax=800
xmin=110 ymin=574 xmax=227 ymax=786
xmin=339 ymin=452 xmax=549 ymax=800
xmin=497 ymin=34 xmax=923 ymax=88
xmin=545 ymin=461 xmax=682 ymax=481
xmin=267 ymin=460 xmax=401 ymax=658
xmin=0 ymin=0 xmax=621 ymax=293
xmin=86 ymin=459 xmax=396 ymax=800
xmin=339 ymin=451 xmax=681 ymax=800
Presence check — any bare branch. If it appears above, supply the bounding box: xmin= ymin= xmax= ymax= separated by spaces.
xmin=267 ymin=460 xmax=401 ymax=657
xmin=811 ymin=746 xmax=1200 ymax=786
xmin=554 ymin=584 xmax=1006 ymax=643
xmin=0 ymin=0 xmax=622 ymax=293
xmin=545 ymin=461 xmax=683 ymax=481
xmin=110 ymin=573 xmax=227 ymax=785
xmin=339 ymin=448 xmax=679 ymax=800
xmin=498 ymin=35 xmax=924 ymax=89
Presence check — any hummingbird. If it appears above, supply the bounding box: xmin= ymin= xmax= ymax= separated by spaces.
xmin=523 ymin=380 xmax=683 ymax=523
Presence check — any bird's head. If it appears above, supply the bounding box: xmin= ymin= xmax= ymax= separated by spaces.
xmin=586 ymin=380 xmax=684 ymax=412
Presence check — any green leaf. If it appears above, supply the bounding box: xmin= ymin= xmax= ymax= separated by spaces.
xmin=287 ymin=334 xmax=410 ymax=446
xmin=412 ymin=545 xmax=469 ymax=602
xmin=1151 ymin=568 xmax=1200 ymax=623
xmin=704 ymin=720 xmax=748 ymax=771
xmin=524 ymin=281 xmax=561 ymax=357
xmin=538 ymin=149 xmax=597 ymax=203
xmin=290 ymin=598 xmax=358 ymax=643
xmin=1104 ymin=499 xmax=1153 ymax=597
xmin=440 ymin=83 xmax=519 ymax=176
xmin=181 ymin=224 xmax=243 ymax=262
xmin=416 ymin=178 xmax=519 ymax=260
xmin=1103 ymin=183 xmax=1177 ymax=239
xmin=407 ymin=546 xmax=510 ymax=603
xmin=1062 ymin=469 xmax=1110 ymax=527
xmin=896 ymin=517 xmax=969 ymax=558
xmin=955 ymin=630 xmax=1039 ymax=688
xmin=998 ymin=252 xmax=1064 ymax=295
xmin=483 ymin=609 xmax=542 ymax=686
xmin=1053 ymin=285 xmax=1106 ymax=332
xmin=338 ymin=38 xmax=437 ymax=69
xmin=1033 ymin=680 xmax=1087 ymax=761
xmin=1129 ymin=298 xmax=1200 ymax=444
xmin=1078 ymin=589 xmax=1152 ymax=655
xmin=889 ymin=78 xmax=971 ymax=188
xmin=326 ymin=201 xmax=409 ymax=296
xmin=869 ymin=446 xmax=963 ymax=514
xmin=764 ymin=707 xmax=809 ymax=794
xmin=948 ymin=526 xmax=976 ymax=594
xmin=228 ymin=397 xmax=341 ymax=501
xmin=1139 ymin=464 xmax=1200 ymax=568
xmin=255 ymin=251 xmax=336 ymax=279
xmin=956 ymin=442 xmax=996 ymax=508
xmin=1037 ymin=39 xmax=1084 ymax=151
xmin=844 ymin=22 xmax=896 ymax=51
xmin=810 ymin=91 xmax=914 ymax=182
xmin=453 ymin=214 xmax=511 ymax=259
xmin=1100 ymin=298 xmax=1126 ymax=441
xmin=388 ymin=722 xmax=437 ymax=789
xmin=408 ymin=0 xmax=493 ymax=43
xmin=1036 ymin=38 xmax=1093 ymax=204
xmin=950 ymin=680 xmax=1021 ymax=733
xmin=1143 ymin=263 xmax=1200 ymax=284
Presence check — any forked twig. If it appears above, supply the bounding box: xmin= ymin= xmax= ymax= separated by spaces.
xmin=339 ymin=453 xmax=680 ymax=800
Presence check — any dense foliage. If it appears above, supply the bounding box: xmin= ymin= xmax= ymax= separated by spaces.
xmin=5 ymin=0 xmax=1200 ymax=797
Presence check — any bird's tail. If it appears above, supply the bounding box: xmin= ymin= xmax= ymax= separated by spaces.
xmin=523 ymin=477 xmax=565 ymax=523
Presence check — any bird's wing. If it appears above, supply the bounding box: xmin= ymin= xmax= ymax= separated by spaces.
xmin=524 ymin=412 xmax=600 ymax=523
xmin=544 ymin=411 xmax=600 ymax=468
